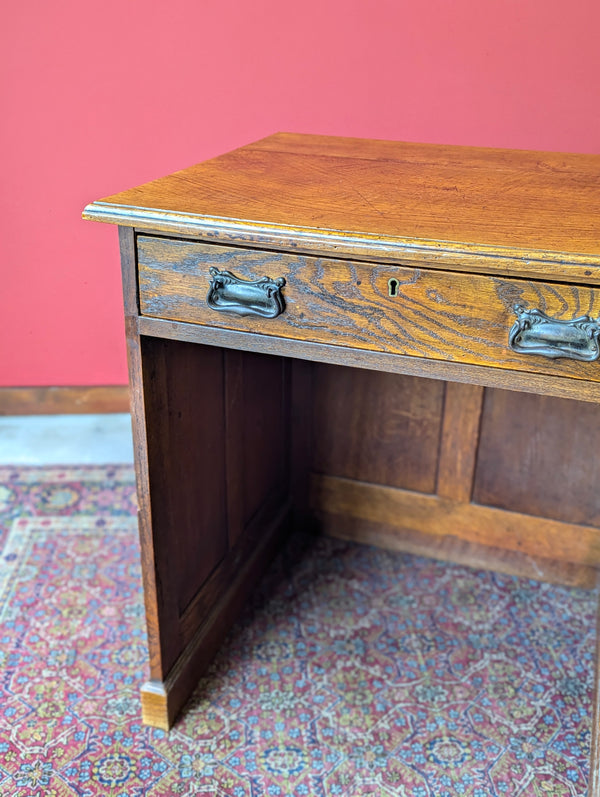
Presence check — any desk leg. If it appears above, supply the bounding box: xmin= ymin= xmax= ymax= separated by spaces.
xmin=119 ymin=227 xmax=292 ymax=729
xmin=129 ymin=336 xmax=291 ymax=729
xmin=122 ymin=290 xmax=291 ymax=729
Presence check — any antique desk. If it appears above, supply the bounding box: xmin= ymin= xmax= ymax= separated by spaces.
xmin=84 ymin=134 xmax=600 ymax=787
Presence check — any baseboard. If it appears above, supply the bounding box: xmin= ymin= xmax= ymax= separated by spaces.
xmin=0 ymin=386 xmax=130 ymax=415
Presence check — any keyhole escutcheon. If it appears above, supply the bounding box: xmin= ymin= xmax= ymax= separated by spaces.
xmin=388 ymin=278 xmax=399 ymax=297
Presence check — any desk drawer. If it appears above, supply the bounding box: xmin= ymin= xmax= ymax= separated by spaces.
xmin=138 ymin=236 xmax=600 ymax=382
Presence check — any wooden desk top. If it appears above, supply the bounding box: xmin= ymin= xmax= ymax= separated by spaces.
xmin=84 ymin=133 xmax=600 ymax=283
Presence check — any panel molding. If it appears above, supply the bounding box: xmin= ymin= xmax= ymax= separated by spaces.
xmin=317 ymin=510 xmax=598 ymax=589
xmin=311 ymin=473 xmax=600 ymax=579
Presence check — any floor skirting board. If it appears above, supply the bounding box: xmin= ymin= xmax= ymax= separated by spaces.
xmin=0 ymin=385 xmax=130 ymax=415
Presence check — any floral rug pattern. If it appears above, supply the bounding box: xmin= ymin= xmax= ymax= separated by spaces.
xmin=0 ymin=466 xmax=596 ymax=796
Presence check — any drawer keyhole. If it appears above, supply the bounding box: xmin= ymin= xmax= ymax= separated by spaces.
xmin=388 ymin=278 xmax=399 ymax=297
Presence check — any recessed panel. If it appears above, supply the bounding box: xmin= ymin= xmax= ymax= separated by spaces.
xmin=311 ymin=364 xmax=444 ymax=493
xmin=142 ymin=338 xmax=229 ymax=625
xmin=473 ymin=388 xmax=600 ymax=527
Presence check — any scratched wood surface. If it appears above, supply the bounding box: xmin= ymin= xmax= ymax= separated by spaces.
xmin=138 ymin=236 xmax=600 ymax=383
xmin=83 ymin=134 xmax=600 ymax=283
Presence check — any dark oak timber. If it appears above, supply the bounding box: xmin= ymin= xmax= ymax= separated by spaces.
xmin=473 ymin=389 xmax=600 ymax=527
xmin=84 ymin=135 xmax=600 ymax=786
xmin=311 ymin=474 xmax=600 ymax=570
xmin=311 ymin=365 xmax=444 ymax=493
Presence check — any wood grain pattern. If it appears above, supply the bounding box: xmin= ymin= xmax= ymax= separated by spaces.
xmin=88 ymin=143 xmax=600 ymax=775
xmin=437 ymin=383 xmax=485 ymax=502
xmin=318 ymin=513 xmax=599 ymax=589
xmin=311 ymin=474 xmax=600 ymax=568
xmin=140 ymin=499 xmax=292 ymax=730
xmin=137 ymin=237 xmax=600 ymax=383
xmin=83 ymin=134 xmax=600 ymax=283
xmin=311 ymin=364 xmax=444 ymax=493
xmin=473 ymin=389 xmax=600 ymax=527
xmin=137 ymin=314 xmax=600 ymax=404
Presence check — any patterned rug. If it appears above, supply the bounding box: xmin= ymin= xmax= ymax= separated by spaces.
xmin=0 ymin=465 xmax=596 ymax=797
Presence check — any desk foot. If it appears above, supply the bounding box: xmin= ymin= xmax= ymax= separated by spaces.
xmin=141 ymin=681 xmax=171 ymax=732
xmin=140 ymin=501 xmax=292 ymax=731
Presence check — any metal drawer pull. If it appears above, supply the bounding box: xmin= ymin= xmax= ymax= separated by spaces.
xmin=508 ymin=304 xmax=600 ymax=361
xmin=206 ymin=267 xmax=286 ymax=318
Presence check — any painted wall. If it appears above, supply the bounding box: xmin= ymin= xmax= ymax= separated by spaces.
xmin=2 ymin=0 xmax=599 ymax=386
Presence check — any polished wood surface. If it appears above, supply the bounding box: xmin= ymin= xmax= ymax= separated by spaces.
xmin=84 ymin=134 xmax=600 ymax=283
xmin=137 ymin=314 xmax=600 ymax=404
xmin=85 ymin=137 xmax=600 ymax=784
xmin=138 ymin=236 xmax=600 ymax=382
xmin=311 ymin=367 xmax=444 ymax=493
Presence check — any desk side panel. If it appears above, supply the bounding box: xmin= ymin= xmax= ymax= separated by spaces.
xmin=138 ymin=336 xmax=290 ymax=728
xmin=140 ymin=336 xmax=229 ymax=648
xmin=130 ymin=334 xmax=290 ymax=729
xmin=119 ymin=226 xmax=293 ymax=729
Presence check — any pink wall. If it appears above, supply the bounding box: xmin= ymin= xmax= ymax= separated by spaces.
xmin=2 ymin=0 xmax=599 ymax=386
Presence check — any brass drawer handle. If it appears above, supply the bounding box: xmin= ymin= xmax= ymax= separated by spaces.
xmin=206 ymin=267 xmax=286 ymax=318
xmin=508 ymin=304 xmax=600 ymax=361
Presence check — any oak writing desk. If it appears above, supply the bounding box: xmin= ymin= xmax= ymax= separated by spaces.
xmin=84 ymin=134 xmax=600 ymax=787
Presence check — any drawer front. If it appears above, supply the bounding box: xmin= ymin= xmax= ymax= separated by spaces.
xmin=138 ymin=236 xmax=600 ymax=382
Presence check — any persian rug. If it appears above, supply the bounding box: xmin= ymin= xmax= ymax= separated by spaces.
xmin=0 ymin=465 xmax=596 ymax=797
